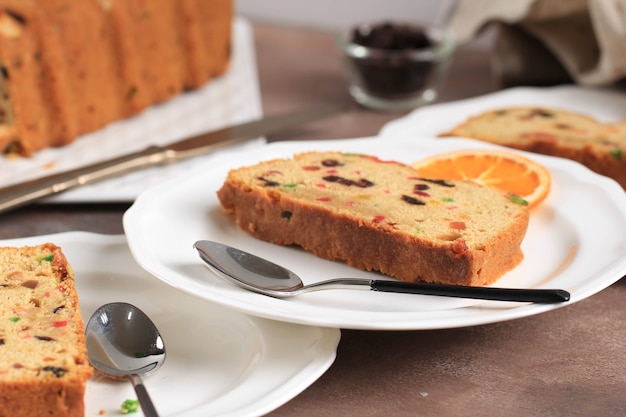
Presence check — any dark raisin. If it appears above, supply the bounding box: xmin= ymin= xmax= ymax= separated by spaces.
xmin=323 ymin=175 xmax=374 ymax=188
xmin=43 ymin=366 xmax=67 ymax=378
xmin=419 ymin=178 xmax=454 ymax=187
xmin=257 ymin=176 xmax=279 ymax=187
xmin=321 ymin=159 xmax=343 ymax=167
xmin=413 ymin=183 xmax=430 ymax=196
xmin=281 ymin=210 xmax=292 ymax=220
xmin=402 ymin=195 xmax=425 ymax=205
xmin=5 ymin=9 xmax=26 ymax=25
xmin=531 ymin=109 xmax=554 ymax=118
xmin=52 ymin=305 xmax=65 ymax=314
xmin=352 ymin=22 xmax=432 ymax=50
xmin=323 ymin=175 xmax=350 ymax=186
xmin=35 ymin=335 xmax=55 ymax=342
xmin=0 ymin=66 xmax=8 ymax=80
xmin=0 ymin=338 xmax=4 ymax=345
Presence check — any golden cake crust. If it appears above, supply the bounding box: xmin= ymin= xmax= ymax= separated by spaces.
xmin=217 ymin=151 xmax=530 ymax=286
xmin=439 ymin=106 xmax=626 ymax=190
xmin=0 ymin=243 xmax=92 ymax=417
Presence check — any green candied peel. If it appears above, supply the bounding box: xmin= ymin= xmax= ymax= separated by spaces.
xmin=120 ymin=399 xmax=140 ymax=414
xmin=509 ymin=194 xmax=529 ymax=206
xmin=610 ymin=148 xmax=623 ymax=160
xmin=281 ymin=183 xmax=298 ymax=188
xmin=36 ymin=254 xmax=54 ymax=263
xmin=442 ymin=197 xmax=454 ymax=203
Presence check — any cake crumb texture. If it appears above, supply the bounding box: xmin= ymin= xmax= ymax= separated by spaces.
xmin=0 ymin=0 xmax=233 ymax=156
xmin=0 ymin=242 xmax=92 ymax=417
xmin=217 ymin=151 xmax=530 ymax=286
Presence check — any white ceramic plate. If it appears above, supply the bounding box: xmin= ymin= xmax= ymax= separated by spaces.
xmin=0 ymin=17 xmax=263 ymax=203
xmin=0 ymin=232 xmax=339 ymax=417
xmin=123 ymin=136 xmax=626 ymax=330
xmin=379 ymin=85 xmax=626 ymax=138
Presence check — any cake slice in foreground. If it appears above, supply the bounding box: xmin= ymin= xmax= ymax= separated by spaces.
xmin=217 ymin=151 xmax=530 ymax=287
xmin=0 ymin=243 xmax=92 ymax=417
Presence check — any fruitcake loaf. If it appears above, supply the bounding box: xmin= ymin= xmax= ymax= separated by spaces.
xmin=0 ymin=0 xmax=233 ymax=156
xmin=217 ymin=151 xmax=530 ymax=286
xmin=438 ymin=106 xmax=626 ymax=190
xmin=0 ymin=243 xmax=92 ymax=417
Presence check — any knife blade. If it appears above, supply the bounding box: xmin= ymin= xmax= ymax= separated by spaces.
xmin=0 ymin=104 xmax=347 ymax=213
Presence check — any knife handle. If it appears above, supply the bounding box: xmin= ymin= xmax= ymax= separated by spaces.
xmin=0 ymin=145 xmax=169 ymax=213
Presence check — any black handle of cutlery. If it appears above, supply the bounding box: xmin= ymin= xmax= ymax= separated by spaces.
xmin=371 ymin=280 xmax=570 ymax=303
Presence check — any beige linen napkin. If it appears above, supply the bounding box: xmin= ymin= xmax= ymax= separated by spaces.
xmin=449 ymin=0 xmax=626 ymax=86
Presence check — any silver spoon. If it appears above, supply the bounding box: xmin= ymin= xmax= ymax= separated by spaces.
xmin=85 ymin=302 xmax=166 ymax=417
xmin=193 ymin=240 xmax=570 ymax=303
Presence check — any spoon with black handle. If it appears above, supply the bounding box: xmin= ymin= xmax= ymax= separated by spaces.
xmin=193 ymin=240 xmax=570 ymax=303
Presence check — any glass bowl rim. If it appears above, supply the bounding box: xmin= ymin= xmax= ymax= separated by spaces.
xmin=337 ymin=22 xmax=456 ymax=60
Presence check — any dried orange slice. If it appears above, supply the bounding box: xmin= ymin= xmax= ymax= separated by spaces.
xmin=411 ymin=149 xmax=551 ymax=209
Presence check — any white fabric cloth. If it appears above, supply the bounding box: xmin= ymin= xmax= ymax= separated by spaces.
xmin=450 ymin=0 xmax=626 ymax=85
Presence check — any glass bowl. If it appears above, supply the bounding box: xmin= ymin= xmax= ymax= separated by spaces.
xmin=338 ymin=22 xmax=456 ymax=112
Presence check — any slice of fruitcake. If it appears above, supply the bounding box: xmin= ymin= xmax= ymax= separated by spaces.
xmin=217 ymin=151 xmax=530 ymax=286
xmin=0 ymin=243 xmax=92 ymax=417
xmin=439 ymin=106 xmax=626 ymax=190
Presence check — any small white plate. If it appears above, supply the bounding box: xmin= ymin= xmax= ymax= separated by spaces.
xmin=379 ymin=85 xmax=626 ymax=138
xmin=123 ymin=136 xmax=626 ymax=330
xmin=0 ymin=232 xmax=339 ymax=417
xmin=0 ymin=17 xmax=263 ymax=203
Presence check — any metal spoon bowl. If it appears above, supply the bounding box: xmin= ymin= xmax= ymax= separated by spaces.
xmin=85 ymin=302 xmax=166 ymax=417
xmin=193 ymin=240 xmax=570 ymax=303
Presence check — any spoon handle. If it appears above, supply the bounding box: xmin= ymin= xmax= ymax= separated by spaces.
xmin=370 ymin=280 xmax=570 ymax=303
xmin=129 ymin=374 xmax=160 ymax=417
